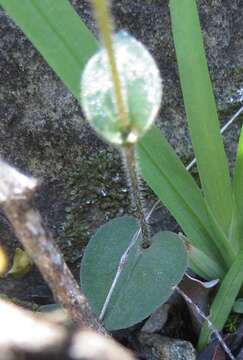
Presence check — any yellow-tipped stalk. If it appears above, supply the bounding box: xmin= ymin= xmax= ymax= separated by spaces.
xmin=85 ymin=0 xmax=162 ymax=248
xmin=91 ymin=0 xmax=129 ymax=129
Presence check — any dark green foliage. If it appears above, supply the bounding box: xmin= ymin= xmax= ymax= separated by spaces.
xmin=170 ymin=0 xmax=232 ymax=234
xmin=0 ymin=0 xmax=98 ymax=100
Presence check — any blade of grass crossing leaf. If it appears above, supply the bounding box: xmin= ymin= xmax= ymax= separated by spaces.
xmin=138 ymin=127 xmax=226 ymax=271
xmin=169 ymin=0 xmax=232 ymax=233
xmin=198 ymin=250 xmax=243 ymax=351
xmin=0 ymin=0 xmax=98 ymax=100
xmin=232 ymin=127 xmax=243 ymax=250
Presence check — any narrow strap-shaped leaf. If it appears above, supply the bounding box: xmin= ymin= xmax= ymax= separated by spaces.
xmin=233 ymin=128 xmax=243 ymax=200
xmin=138 ymin=127 xmax=225 ymax=272
xmin=189 ymin=245 xmax=224 ymax=281
xmin=228 ymin=197 xmax=241 ymax=252
xmin=231 ymin=128 xmax=243 ymax=250
xmin=0 ymin=0 xmax=98 ymax=100
xmin=198 ymin=250 xmax=243 ymax=351
xmin=169 ymin=0 xmax=232 ymax=233
xmin=204 ymin=200 xmax=236 ymax=268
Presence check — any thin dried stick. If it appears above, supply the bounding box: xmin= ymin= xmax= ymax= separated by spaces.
xmin=186 ymin=105 xmax=243 ymax=171
xmin=0 ymin=159 xmax=106 ymax=334
xmin=99 ymin=105 xmax=243 ymax=321
xmin=175 ymin=286 xmax=235 ymax=360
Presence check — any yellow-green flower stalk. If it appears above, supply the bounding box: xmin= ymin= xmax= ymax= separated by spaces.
xmin=81 ymin=0 xmax=163 ymax=247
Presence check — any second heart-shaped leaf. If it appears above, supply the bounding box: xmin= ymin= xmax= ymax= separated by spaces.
xmin=81 ymin=216 xmax=187 ymax=330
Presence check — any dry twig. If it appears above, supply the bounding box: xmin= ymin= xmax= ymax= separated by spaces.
xmin=0 ymin=159 xmax=105 ymax=334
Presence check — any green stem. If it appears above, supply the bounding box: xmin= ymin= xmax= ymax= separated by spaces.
xmin=122 ymin=145 xmax=151 ymax=248
xmin=91 ymin=0 xmax=129 ymax=129
xmin=91 ymin=0 xmax=150 ymax=247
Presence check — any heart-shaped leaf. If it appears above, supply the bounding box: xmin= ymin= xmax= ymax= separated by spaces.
xmin=81 ymin=216 xmax=187 ymax=330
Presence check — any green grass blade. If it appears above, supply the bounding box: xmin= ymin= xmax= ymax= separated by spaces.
xmin=138 ymin=127 xmax=225 ymax=272
xmin=228 ymin=199 xmax=241 ymax=252
xmin=198 ymin=250 xmax=243 ymax=351
xmin=204 ymin=201 xmax=236 ymax=268
xmin=0 ymin=0 xmax=98 ymax=100
xmin=189 ymin=245 xmax=224 ymax=280
xmin=231 ymin=128 xmax=243 ymax=250
xmin=169 ymin=0 xmax=232 ymax=233
xmin=233 ymin=128 xmax=243 ymax=199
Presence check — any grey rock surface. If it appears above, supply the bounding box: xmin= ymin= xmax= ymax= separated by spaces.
xmin=0 ymin=0 xmax=242 ymax=301
xmin=141 ymin=304 xmax=170 ymax=334
xmin=138 ymin=333 xmax=196 ymax=360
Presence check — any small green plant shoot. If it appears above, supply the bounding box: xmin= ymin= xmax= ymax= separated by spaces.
xmin=1 ymin=0 xmax=243 ymax=353
xmin=80 ymin=0 xmax=187 ymax=330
